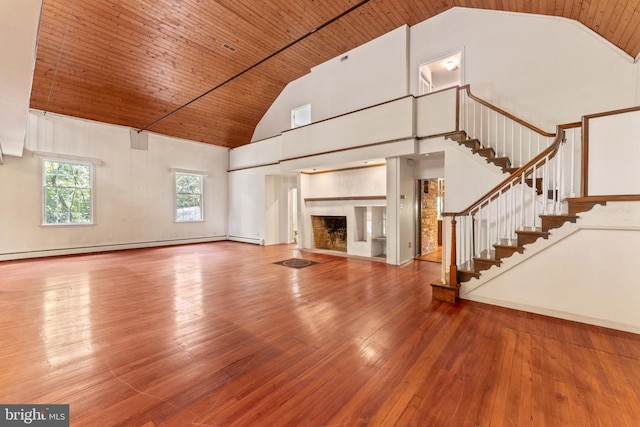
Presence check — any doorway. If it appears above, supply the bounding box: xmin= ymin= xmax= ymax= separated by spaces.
xmin=416 ymin=178 xmax=444 ymax=263
xmin=288 ymin=187 xmax=298 ymax=243
xmin=419 ymin=50 xmax=462 ymax=95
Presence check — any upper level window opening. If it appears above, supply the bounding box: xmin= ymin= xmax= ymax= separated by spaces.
xmin=291 ymin=104 xmax=311 ymax=128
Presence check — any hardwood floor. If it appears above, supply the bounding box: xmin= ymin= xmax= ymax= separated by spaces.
xmin=1 ymin=242 xmax=640 ymax=426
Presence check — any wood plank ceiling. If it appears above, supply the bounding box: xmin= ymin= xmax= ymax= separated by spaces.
xmin=30 ymin=0 xmax=640 ymax=149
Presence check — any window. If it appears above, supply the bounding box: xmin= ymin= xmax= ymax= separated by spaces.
xmin=43 ymin=160 xmax=93 ymax=225
xmin=175 ymin=173 xmax=203 ymax=222
xmin=291 ymin=104 xmax=311 ymax=128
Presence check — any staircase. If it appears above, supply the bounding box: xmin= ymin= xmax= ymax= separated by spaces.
xmin=445 ymin=131 xmax=518 ymax=174
xmin=456 ymin=197 xmax=605 ymax=282
xmin=431 ymin=87 xmax=587 ymax=303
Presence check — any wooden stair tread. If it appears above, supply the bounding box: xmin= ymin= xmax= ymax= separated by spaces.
xmin=515 ymin=227 xmax=549 ymax=235
xmin=489 ymin=156 xmax=512 ymax=173
xmin=494 ymin=238 xmax=521 ymax=247
xmin=460 ymin=138 xmax=481 ymax=150
xmin=444 ymin=131 xmax=467 ymax=142
xmin=473 ymin=147 xmax=496 ymax=159
xmin=458 ymin=261 xmax=481 ymax=282
xmin=567 ymin=198 xmax=607 ymax=215
xmin=515 ymin=228 xmax=549 ymax=247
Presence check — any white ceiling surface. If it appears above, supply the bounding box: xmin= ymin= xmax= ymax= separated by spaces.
xmin=0 ymin=0 xmax=42 ymax=158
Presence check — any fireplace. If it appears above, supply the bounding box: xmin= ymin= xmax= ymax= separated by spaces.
xmin=311 ymin=215 xmax=347 ymax=252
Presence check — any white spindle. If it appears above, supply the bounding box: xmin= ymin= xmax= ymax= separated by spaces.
xmin=495 ymin=110 xmax=498 ymax=155
xmin=519 ymin=127 xmax=523 ymax=167
xmin=474 ymin=211 xmax=479 ymax=258
xmin=480 ymin=106 xmax=484 ymax=146
xmin=520 ymin=172 xmax=526 ymax=229
xmin=559 ymin=140 xmax=565 ymax=213
xmin=528 ymin=130 xmax=532 ymax=165
xmin=468 ymin=215 xmax=473 ymax=264
xmin=531 ymin=165 xmax=537 ymax=229
xmin=570 ymin=128 xmax=576 ymax=197
xmin=473 ymin=101 xmax=477 ymax=140
xmin=502 ymin=116 xmax=506 ymax=157
xmin=458 ymin=216 xmax=469 ymax=264
xmin=485 ymin=204 xmax=490 ymax=256
xmin=508 ymin=183 xmax=513 ymax=242
xmin=511 ymin=120 xmax=515 ymax=165
xmin=496 ymin=191 xmax=501 ymax=243
xmin=555 ymin=146 xmax=562 ymax=214
xmin=542 ymin=155 xmax=549 ymax=215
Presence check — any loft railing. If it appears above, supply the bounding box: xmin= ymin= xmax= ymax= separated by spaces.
xmin=457 ymin=85 xmax=556 ymax=168
xmin=440 ymin=121 xmax=582 ymax=287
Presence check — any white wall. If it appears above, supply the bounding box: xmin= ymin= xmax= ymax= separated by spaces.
xmin=227 ymin=164 xmax=280 ymax=244
xmin=416 ymin=87 xmax=458 ymax=137
xmin=636 ymin=61 xmax=640 ymax=104
xmin=255 ymin=8 xmax=638 ymax=145
xmin=587 ymin=109 xmax=640 ymax=196
xmin=235 ymin=7 xmax=640 ymax=267
xmin=410 ymin=8 xmax=636 ymax=132
xmin=0 ymin=0 xmax=41 ymax=156
xmin=461 ymin=202 xmax=640 ymax=334
xmin=0 ymin=111 xmax=228 ymax=259
xmin=397 ymin=158 xmax=417 ymax=263
xmin=251 ymin=78 xmax=312 ymax=142
xmin=417 ymin=137 xmax=505 ymax=212
xmin=300 ymin=166 xmax=387 ymax=258
xmin=281 ymin=96 xmax=415 ymax=160
xmin=229 ymin=135 xmax=282 ymax=170
xmin=310 ymin=25 xmax=409 ymax=123
xmin=252 ymin=25 xmax=410 ymax=142
xmin=264 ymin=174 xmax=297 ymax=245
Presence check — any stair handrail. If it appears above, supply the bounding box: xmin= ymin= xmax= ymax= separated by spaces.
xmin=444 ymin=122 xmax=580 ymax=219
xmin=457 ymin=85 xmax=557 ymax=168
xmin=442 ymin=121 xmax=582 ymax=287
xmin=458 ymin=85 xmax=556 ymax=138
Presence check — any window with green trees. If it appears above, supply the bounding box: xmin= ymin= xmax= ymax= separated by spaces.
xmin=43 ymin=160 xmax=93 ymax=225
xmin=175 ymin=173 xmax=203 ymax=222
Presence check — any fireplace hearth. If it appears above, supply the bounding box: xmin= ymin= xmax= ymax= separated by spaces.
xmin=311 ymin=215 xmax=347 ymax=252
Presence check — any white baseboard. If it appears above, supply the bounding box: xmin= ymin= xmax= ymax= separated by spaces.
xmin=0 ymin=236 xmax=227 ymax=261
xmin=462 ymin=293 xmax=640 ymax=335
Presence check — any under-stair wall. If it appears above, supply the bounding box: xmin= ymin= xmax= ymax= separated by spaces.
xmin=461 ymin=201 xmax=640 ymax=334
xmin=439 ymin=103 xmax=640 ymax=333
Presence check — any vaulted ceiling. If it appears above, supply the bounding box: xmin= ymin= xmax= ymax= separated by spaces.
xmin=29 ymin=0 xmax=640 ymax=149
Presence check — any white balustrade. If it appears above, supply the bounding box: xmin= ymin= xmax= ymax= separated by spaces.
xmin=444 ymin=124 xmax=582 ymax=281
xmin=458 ymin=86 xmax=555 ymax=168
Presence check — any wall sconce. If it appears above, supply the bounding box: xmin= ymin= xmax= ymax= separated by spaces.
xmin=445 ymin=60 xmax=457 ymax=71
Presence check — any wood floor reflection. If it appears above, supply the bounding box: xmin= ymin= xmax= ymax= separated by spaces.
xmin=1 ymin=242 xmax=639 ymax=426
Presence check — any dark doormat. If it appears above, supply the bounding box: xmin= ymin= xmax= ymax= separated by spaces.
xmin=273 ymin=258 xmax=319 ymax=269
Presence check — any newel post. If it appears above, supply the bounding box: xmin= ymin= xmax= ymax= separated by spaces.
xmin=431 ymin=215 xmax=460 ymax=304
xmin=449 ymin=216 xmax=458 ymax=288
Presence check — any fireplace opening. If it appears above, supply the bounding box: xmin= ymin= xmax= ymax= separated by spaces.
xmin=311 ymin=215 xmax=347 ymax=252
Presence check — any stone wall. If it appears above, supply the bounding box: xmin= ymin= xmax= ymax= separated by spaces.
xmin=421 ymin=180 xmax=440 ymax=254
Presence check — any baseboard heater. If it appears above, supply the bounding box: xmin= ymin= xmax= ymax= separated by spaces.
xmin=227 ymin=236 xmax=264 ymax=245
